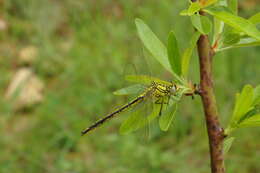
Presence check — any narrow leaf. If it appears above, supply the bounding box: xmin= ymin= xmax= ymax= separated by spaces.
xmin=213 ymin=18 xmax=224 ymax=47
xmin=191 ymin=14 xmax=212 ymax=34
xmin=159 ymin=103 xmax=178 ymax=131
xmin=180 ymin=9 xmax=189 ymax=16
xmin=223 ymin=137 xmax=235 ymax=155
xmin=148 ymin=104 xmax=161 ymax=121
xmin=212 ymin=0 xmax=227 ymax=47
xmin=180 ymin=2 xmax=201 ymax=16
xmin=238 ymin=114 xmax=260 ymax=128
xmin=253 ymin=85 xmax=260 ymax=106
xmin=204 ymin=6 xmax=260 ymax=41
xmin=188 ymin=2 xmax=201 ymax=15
xmin=238 ymin=107 xmax=260 ymax=123
xmin=231 ymin=85 xmax=254 ymax=126
xmin=138 ymin=104 xmax=161 ymax=129
xmin=120 ymin=108 xmax=146 ymax=135
xmin=249 ymin=12 xmax=260 ymax=25
xmin=228 ymin=0 xmax=238 ymax=15
xmin=218 ymin=0 xmax=228 ymax=6
xmin=217 ymin=38 xmax=260 ymax=51
xmin=222 ymin=27 xmax=241 ymax=46
xmin=135 ymin=19 xmax=172 ymax=73
xmin=120 ymin=113 xmax=140 ymax=134
xmin=232 ymin=38 xmax=260 ymax=48
xmin=182 ymin=32 xmax=200 ymax=77
xmin=167 ymin=31 xmax=181 ymax=76
xmin=125 ymin=75 xmax=172 ymax=86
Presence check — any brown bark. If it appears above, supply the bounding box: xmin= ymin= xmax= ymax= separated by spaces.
xmin=197 ymin=35 xmax=225 ymax=173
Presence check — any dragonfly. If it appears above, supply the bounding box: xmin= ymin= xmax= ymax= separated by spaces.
xmin=81 ymin=75 xmax=190 ymax=136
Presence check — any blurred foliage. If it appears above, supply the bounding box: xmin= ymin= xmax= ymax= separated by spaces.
xmin=0 ymin=0 xmax=260 ymax=172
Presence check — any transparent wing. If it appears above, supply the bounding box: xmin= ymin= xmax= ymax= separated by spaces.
xmin=138 ymin=103 xmax=161 ymax=141
xmin=116 ymin=74 xmax=172 ymax=97
xmin=125 ymin=75 xmax=172 ymax=86
xmin=113 ymin=84 xmax=145 ymax=96
xmin=119 ymin=96 xmax=160 ymax=135
xmin=159 ymin=102 xmax=178 ymax=131
xmin=158 ymin=94 xmax=180 ymax=131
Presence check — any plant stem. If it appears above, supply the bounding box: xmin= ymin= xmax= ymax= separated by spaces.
xmin=197 ymin=34 xmax=225 ymax=173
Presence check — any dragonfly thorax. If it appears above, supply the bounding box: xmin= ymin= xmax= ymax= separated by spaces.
xmin=151 ymin=82 xmax=171 ymax=97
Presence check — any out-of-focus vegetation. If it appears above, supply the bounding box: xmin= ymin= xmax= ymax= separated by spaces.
xmin=0 ymin=0 xmax=259 ymax=172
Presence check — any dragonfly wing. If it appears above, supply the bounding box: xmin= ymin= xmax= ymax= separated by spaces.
xmin=119 ymin=97 xmax=155 ymax=135
xmin=125 ymin=75 xmax=172 ymax=86
xmin=138 ymin=102 xmax=161 ymax=128
xmin=159 ymin=100 xmax=178 ymax=131
xmin=137 ymin=103 xmax=164 ymax=141
xmin=113 ymin=84 xmax=145 ymax=96
xmin=119 ymin=104 xmax=147 ymax=134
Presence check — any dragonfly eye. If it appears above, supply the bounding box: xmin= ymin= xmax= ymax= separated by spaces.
xmin=170 ymin=85 xmax=177 ymax=93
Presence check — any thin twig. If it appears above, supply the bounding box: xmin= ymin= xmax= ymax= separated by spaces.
xmin=197 ymin=34 xmax=225 ymax=173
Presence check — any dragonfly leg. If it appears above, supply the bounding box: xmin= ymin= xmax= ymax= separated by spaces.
xmin=167 ymin=95 xmax=170 ymax=105
xmin=155 ymin=97 xmax=169 ymax=105
xmin=159 ymin=97 xmax=164 ymax=116
xmin=154 ymin=98 xmax=163 ymax=116
xmin=155 ymin=97 xmax=162 ymax=104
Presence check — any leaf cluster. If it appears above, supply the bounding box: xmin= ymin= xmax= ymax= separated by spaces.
xmin=226 ymin=85 xmax=260 ymax=134
xmin=180 ymin=0 xmax=260 ymax=51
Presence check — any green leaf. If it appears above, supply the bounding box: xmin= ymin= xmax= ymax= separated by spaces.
xmin=191 ymin=14 xmax=212 ymax=34
xmin=180 ymin=9 xmax=189 ymax=16
xmin=159 ymin=103 xmax=178 ymax=131
xmin=167 ymin=31 xmax=181 ymax=76
xmin=253 ymin=85 xmax=260 ymax=106
xmin=125 ymin=75 xmax=172 ymax=86
xmin=180 ymin=2 xmax=201 ymax=16
xmin=188 ymin=2 xmax=201 ymax=15
xmin=249 ymin=12 xmax=260 ymax=25
xmin=212 ymin=0 xmax=227 ymax=47
xmin=213 ymin=17 xmax=224 ymax=47
xmin=204 ymin=6 xmax=260 ymax=41
xmin=199 ymin=0 xmax=218 ymax=8
xmin=120 ymin=108 xmax=146 ymax=135
xmin=238 ymin=106 xmax=260 ymax=124
xmin=182 ymin=32 xmax=200 ymax=77
xmin=230 ymin=85 xmax=254 ymax=126
xmin=218 ymin=38 xmax=260 ymax=51
xmin=223 ymin=137 xmax=235 ymax=155
xmin=218 ymin=0 xmax=228 ymax=6
xmin=139 ymin=104 xmax=161 ymax=128
xmin=222 ymin=27 xmax=241 ymax=46
xmin=113 ymin=84 xmax=143 ymax=96
xmin=238 ymin=114 xmax=260 ymax=128
xmin=120 ymin=101 xmax=161 ymax=135
xmin=200 ymin=15 xmax=213 ymax=34
xmin=135 ymin=19 xmax=172 ymax=74
xmin=228 ymin=0 xmax=238 ymax=15
xmin=148 ymin=104 xmax=161 ymax=121
xmin=234 ymin=38 xmax=260 ymax=48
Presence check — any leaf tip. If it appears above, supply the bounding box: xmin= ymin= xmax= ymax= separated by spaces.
xmin=135 ymin=18 xmax=142 ymax=25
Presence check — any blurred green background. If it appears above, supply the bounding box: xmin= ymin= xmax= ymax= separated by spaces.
xmin=0 ymin=0 xmax=260 ymax=172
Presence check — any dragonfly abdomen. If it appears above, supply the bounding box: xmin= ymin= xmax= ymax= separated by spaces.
xmin=81 ymin=95 xmax=145 ymax=135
